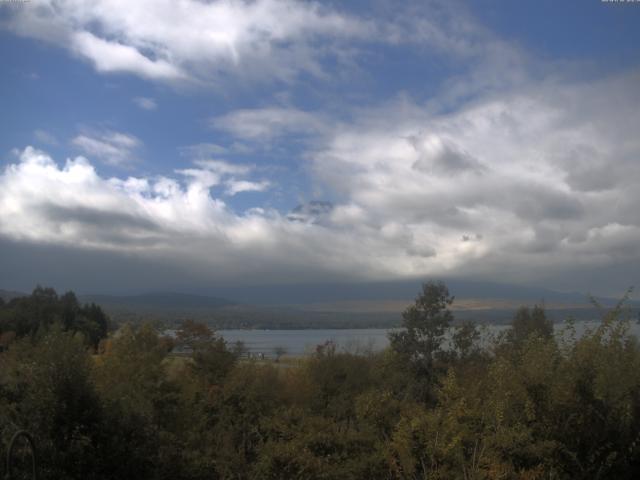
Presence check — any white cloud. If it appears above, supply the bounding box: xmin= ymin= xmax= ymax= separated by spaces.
xmin=192 ymin=159 xmax=251 ymax=176
xmin=211 ymin=107 xmax=327 ymax=141
xmin=174 ymin=159 xmax=255 ymax=192
xmin=71 ymin=31 xmax=186 ymax=81
xmin=3 ymin=68 xmax=640 ymax=294
xmin=0 ymin=147 xmax=432 ymax=284
xmin=175 ymin=158 xmax=267 ymax=196
xmin=3 ymin=2 xmax=640 ymax=292
xmin=3 ymin=0 xmax=372 ymax=85
xmin=71 ymin=130 xmax=141 ymax=167
xmin=301 ymin=69 xmax=640 ymax=285
xmin=225 ymin=179 xmax=271 ymax=196
xmin=2 ymin=0 xmax=518 ymax=91
xmin=132 ymin=97 xmax=158 ymax=110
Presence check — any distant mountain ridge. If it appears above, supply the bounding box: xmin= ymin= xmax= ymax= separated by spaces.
xmin=3 ymin=280 xmax=637 ymax=308
xmin=3 ymin=282 xmax=637 ymax=329
xmin=79 ymin=292 xmax=236 ymax=309
xmin=0 ymin=289 xmax=27 ymax=302
xmin=203 ymin=279 xmax=637 ymax=306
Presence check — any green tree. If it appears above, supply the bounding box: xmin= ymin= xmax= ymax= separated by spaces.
xmin=509 ymin=305 xmax=553 ymax=346
xmin=0 ymin=325 xmax=104 ymax=479
xmin=94 ymin=323 xmax=186 ymax=479
xmin=176 ymin=320 xmax=237 ymax=385
xmin=175 ymin=319 xmax=215 ymax=350
xmin=0 ymin=286 xmax=109 ymax=348
xmin=452 ymin=320 xmax=481 ymax=361
xmin=78 ymin=302 xmax=109 ymax=349
xmin=389 ymin=281 xmax=454 ymax=385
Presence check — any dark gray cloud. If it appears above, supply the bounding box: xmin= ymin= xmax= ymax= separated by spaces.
xmin=511 ymin=186 xmax=584 ymax=222
xmin=287 ymin=201 xmax=334 ymax=224
xmin=410 ymin=136 xmax=486 ymax=175
xmin=42 ymin=204 xmax=161 ymax=233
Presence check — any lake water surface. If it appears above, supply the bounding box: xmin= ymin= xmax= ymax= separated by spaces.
xmin=218 ymin=320 xmax=640 ymax=357
xmin=218 ymin=328 xmax=392 ymax=357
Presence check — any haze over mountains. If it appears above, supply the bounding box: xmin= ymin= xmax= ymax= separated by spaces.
xmin=0 ymin=280 xmax=611 ymax=307
xmin=80 ymin=292 xmax=235 ymax=309
xmin=3 ymin=279 xmax=637 ymax=329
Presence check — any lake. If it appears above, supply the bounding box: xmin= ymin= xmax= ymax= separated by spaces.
xmin=217 ymin=320 xmax=640 ymax=358
xmin=218 ymin=328 xmax=393 ymax=357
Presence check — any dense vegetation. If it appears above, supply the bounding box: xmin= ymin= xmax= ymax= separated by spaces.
xmin=0 ymin=286 xmax=109 ymax=348
xmin=1 ymin=283 xmax=640 ymax=479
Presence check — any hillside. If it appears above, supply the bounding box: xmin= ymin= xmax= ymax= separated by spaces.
xmin=0 ymin=289 xmax=26 ymax=302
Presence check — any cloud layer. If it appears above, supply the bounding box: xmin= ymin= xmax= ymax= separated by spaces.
xmin=2 ymin=0 xmax=523 ymax=89
xmin=309 ymin=71 xmax=640 ymax=283
xmin=0 ymin=147 xmax=431 ymax=285
xmin=1 ymin=1 xmax=639 ymax=294
xmin=3 ymin=0 xmax=373 ymax=85
xmin=3 ymin=65 xmax=640 ymax=293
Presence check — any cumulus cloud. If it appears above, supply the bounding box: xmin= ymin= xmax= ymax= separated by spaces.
xmin=175 ymin=159 xmax=257 ymax=193
xmin=287 ymin=201 xmax=334 ymax=224
xmin=2 ymin=2 xmax=639 ymax=293
xmin=3 ymin=64 xmax=640 ymax=293
xmin=71 ymin=130 xmax=141 ymax=167
xmin=409 ymin=136 xmax=486 ymax=175
xmin=301 ymin=69 xmax=640 ymax=286
xmin=0 ymin=147 xmax=448 ymax=284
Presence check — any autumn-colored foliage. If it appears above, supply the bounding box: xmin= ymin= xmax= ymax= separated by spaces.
xmin=1 ymin=284 xmax=640 ymax=479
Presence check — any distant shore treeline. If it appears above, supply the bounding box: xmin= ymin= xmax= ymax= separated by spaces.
xmin=5 ymin=287 xmax=635 ymax=332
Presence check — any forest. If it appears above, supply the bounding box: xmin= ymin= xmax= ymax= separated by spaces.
xmin=1 ymin=282 xmax=640 ymax=479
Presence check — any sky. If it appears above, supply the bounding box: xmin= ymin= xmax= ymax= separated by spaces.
xmin=1 ymin=0 xmax=640 ymax=297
